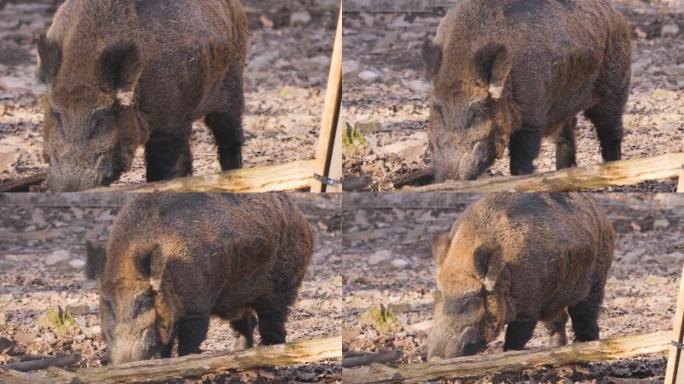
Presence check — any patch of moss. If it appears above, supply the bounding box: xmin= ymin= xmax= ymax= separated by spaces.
xmin=360 ymin=304 xmax=401 ymax=334
xmin=36 ymin=306 xmax=80 ymax=337
xmin=343 ymin=123 xmax=369 ymax=154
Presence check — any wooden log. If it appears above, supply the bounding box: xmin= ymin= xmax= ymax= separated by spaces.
xmin=43 ymin=337 xmax=341 ymax=384
xmin=0 ymin=173 xmax=47 ymax=193
xmin=343 ymin=331 xmax=670 ymax=383
xmin=343 ymin=351 xmax=403 ymax=368
xmin=0 ymin=369 xmax=53 ymax=384
xmin=1 ymin=355 xmax=80 ymax=372
xmin=665 ymin=263 xmax=684 ymax=383
xmin=406 ymin=153 xmax=684 ymax=193
xmin=311 ymin=1 xmax=342 ymax=193
xmin=90 ymin=160 xmax=315 ymax=193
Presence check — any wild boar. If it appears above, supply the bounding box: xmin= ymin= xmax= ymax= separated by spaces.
xmin=422 ymin=0 xmax=631 ymax=181
xmin=428 ymin=193 xmax=615 ymax=359
xmin=86 ymin=193 xmax=313 ymax=365
xmin=37 ymin=0 xmax=248 ymax=191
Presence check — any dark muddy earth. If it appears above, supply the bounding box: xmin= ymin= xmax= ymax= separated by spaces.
xmin=0 ymin=0 xmax=338 ymax=190
xmin=0 ymin=193 xmax=342 ymax=383
xmin=342 ymin=193 xmax=684 ymax=383
xmin=342 ymin=0 xmax=684 ymax=192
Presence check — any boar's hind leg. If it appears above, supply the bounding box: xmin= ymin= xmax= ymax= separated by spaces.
xmin=145 ymin=131 xmax=193 ymax=182
xmin=584 ymin=99 xmax=625 ymax=163
xmin=177 ymin=312 xmax=210 ymax=356
xmin=544 ymin=311 xmax=568 ymax=348
xmin=205 ymin=109 xmax=244 ymax=171
xmin=503 ymin=319 xmax=537 ymax=351
xmin=230 ymin=312 xmax=258 ymax=350
xmin=254 ymin=297 xmax=289 ymax=346
xmin=509 ymin=130 xmax=542 ymax=175
xmin=554 ymin=117 xmax=577 ymax=170
xmin=568 ymin=281 xmax=604 ymax=342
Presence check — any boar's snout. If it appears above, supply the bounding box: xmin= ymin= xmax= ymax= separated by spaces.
xmin=47 ymin=155 xmax=121 ymax=192
xmin=428 ymin=325 xmax=485 ymax=360
xmin=109 ymin=328 xmax=162 ymax=365
xmin=432 ymin=139 xmax=495 ymax=182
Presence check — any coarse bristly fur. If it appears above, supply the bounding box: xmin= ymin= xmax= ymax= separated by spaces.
xmin=428 ymin=193 xmax=615 ymax=360
xmin=423 ymin=0 xmax=631 ymax=182
xmin=38 ymin=0 xmax=248 ymax=191
xmin=86 ymin=193 xmax=314 ymax=365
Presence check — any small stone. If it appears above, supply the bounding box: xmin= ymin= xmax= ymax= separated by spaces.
xmin=661 ymin=23 xmax=680 ymax=37
xmin=343 ymin=60 xmax=360 ymax=74
xmin=69 ymin=259 xmax=86 ymax=269
xmin=407 ymin=79 xmax=429 ymax=93
xmin=45 ymin=250 xmax=70 ymax=266
xmin=391 ymin=258 xmax=410 ymax=270
xmin=31 ymin=208 xmax=47 ymax=228
xmin=368 ymin=250 xmax=391 ymax=265
xmin=290 ymin=11 xmax=311 ymax=26
xmin=653 ymin=218 xmax=670 ymax=230
xmin=358 ymin=70 xmax=381 ymax=83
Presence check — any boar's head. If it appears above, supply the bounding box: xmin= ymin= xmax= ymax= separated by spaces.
xmin=86 ymin=241 xmax=178 ymax=365
xmin=38 ymin=36 xmax=144 ymax=192
xmin=427 ymin=239 xmax=508 ymax=360
xmin=423 ymin=38 xmax=514 ymax=182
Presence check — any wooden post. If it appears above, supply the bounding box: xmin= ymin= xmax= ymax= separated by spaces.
xmin=665 ymin=264 xmax=684 ymax=383
xmin=310 ymin=1 xmax=343 ymax=192
xmin=678 ymin=144 xmax=684 ymax=193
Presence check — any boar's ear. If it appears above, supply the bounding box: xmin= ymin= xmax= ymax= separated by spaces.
xmin=85 ymin=240 xmax=107 ymax=280
xmin=432 ymin=232 xmax=451 ymax=267
xmin=96 ymin=42 xmax=142 ymax=107
xmin=473 ymin=244 xmax=503 ymax=292
xmin=474 ymin=43 xmax=511 ymax=101
xmin=37 ymin=34 xmax=62 ymax=85
xmin=422 ymin=37 xmax=443 ymax=80
xmin=136 ymin=247 xmax=165 ymax=292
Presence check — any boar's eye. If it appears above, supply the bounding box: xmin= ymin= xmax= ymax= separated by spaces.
xmin=88 ymin=111 xmax=110 ymax=138
xmin=132 ymin=293 xmax=154 ymax=317
xmin=433 ymin=102 xmax=446 ymax=122
xmin=444 ymin=291 xmax=482 ymax=315
xmin=101 ymin=298 xmax=115 ymax=313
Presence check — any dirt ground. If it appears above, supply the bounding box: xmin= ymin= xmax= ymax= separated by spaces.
xmin=0 ymin=193 xmax=342 ymax=383
xmin=0 ymin=0 xmax=338 ymax=190
xmin=342 ymin=193 xmax=684 ymax=383
xmin=342 ymin=0 xmax=684 ymax=192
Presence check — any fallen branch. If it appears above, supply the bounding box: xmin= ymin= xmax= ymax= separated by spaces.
xmin=0 ymin=172 xmax=47 ymax=193
xmin=1 ymin=355 xmax=80 ymax=372
xmin=343 ymin=350 xmax=403 ymax=368
xmin=90 ymin=160 xmax=315 ymax=193
xmin=406 ymin=153 xmax=684 ymax=192
xmin=343 ymin=331 xmax=670 ymax=383
xmin=43 ymin=336 xmax=341 ymax=384
xmin=0 ymin=369 xmax=53 ymax=384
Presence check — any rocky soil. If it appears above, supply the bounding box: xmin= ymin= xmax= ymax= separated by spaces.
xmin=343 ymin=0 xmax=684 ymax=192
xmin=0 ymin=193 xmax=342 ymax=383
xmin=342 ymin=193 xmax=684 ymax=383
xmin=0 ymin=0 xmax=338 ymax=190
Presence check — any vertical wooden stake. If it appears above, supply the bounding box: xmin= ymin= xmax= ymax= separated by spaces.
xmin=311 ymin=1 xmax=343 ymax=193
xmin=678 ymin=144 xmax=683 ymax=193
xmin=665 ymin=263 xmax=684 ymax=383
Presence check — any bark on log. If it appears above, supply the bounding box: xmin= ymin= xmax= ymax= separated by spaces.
xmin=343 ymin=331 xmax=670 ymax=383
xmin=44 ymin=336 xmax=341 ymax=384
xmin=90 ymin=160 xmax=315 ymax=193
xmin=1 ymin=355 xmax=80 ymax=372
xmin=0 ymin=173 xmax=47 ymax=193
xmin=343 ymin=351 xmax=403 ymax=368
xmin=406 ymin=153 xmax=684 ymax=192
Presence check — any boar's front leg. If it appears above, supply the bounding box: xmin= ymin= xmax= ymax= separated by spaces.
xmin=177 ymin=312 xmax=210 ymax=356
xmin=568 ymin=280 xmax=604 ymax=343
xmin=254 ymin=297 xmax=288 ymax=346
xmin=145 ymin=130 xmax=193 ymax=182
xmin=554 ymin=117 xmax=577 ymax=170
xmin=503 ymin=319 xmax=537 ymax=351
xmin=229 ymin=312 xmax=258 ymax=351
xmin=205 ymin=109 xmax=244 ymax=171
xmin=509 ymin=130 xmax=542 ymax=176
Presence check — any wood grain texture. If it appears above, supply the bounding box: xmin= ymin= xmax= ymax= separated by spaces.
xmin=406 ymin=153 xmax=684 ymax=193
xmin=343 ymin=331 xmax=670 ymax=383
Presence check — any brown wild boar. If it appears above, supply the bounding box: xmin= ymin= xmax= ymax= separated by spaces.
xmin=428 ymin=193 xmax=615 ymax=359
xmin=37 ymin=0 xmax=248 ymax=191
xmin=86 ymin=193 xmax=313 ymax=365
xmin=422 ymin=0 xmax=631 ymax=181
